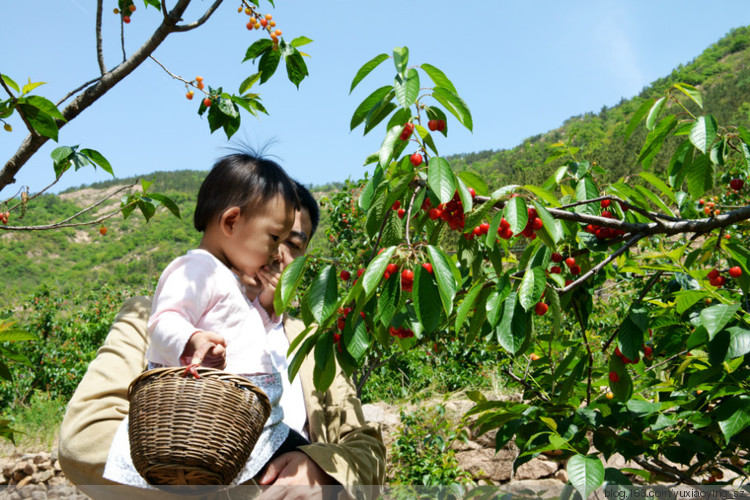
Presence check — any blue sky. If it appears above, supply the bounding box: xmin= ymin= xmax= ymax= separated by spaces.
xmin=2 ymin=1 xmax=750 ymax=198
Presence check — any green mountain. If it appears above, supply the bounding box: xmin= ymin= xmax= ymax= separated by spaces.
xmin=2 ymin=26 xmax=750 ymax=302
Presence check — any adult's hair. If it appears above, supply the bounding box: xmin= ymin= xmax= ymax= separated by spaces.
xmin=294 ymin=181 xmax=320 ymax=238
xmin=194 ymin=153 xmax=300 ymax=232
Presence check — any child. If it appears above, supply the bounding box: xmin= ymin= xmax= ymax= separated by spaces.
xmin=103 ymin=153 xmax=310 ymax=487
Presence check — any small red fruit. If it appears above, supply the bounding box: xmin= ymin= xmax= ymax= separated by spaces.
xmin=600 ymin=199 xmax=611 ymax=208
xmin=530 ymin=353 xmax=540 ymax=361
xmin=186 ymin=91 xmax=194 ymax=100
xmin=422 ymin=263 xmax=433 ymax=274
xmin=196 ymin=81 xmax=205 ymax=90
xmin=428 ymin=208 xmax=441 ymax=220
xmin=644 ymin=346 xmax=653 ymax=358
xmin=531 ymin=217 xmax=543 ymax=231
xmin=707 ymin=268 xmax=720 ymax=280
xmin=99 ymin=226 xmax=107 ymax=235
xmin=601 ymin=210 xmax=613 ymax=218
xmin=436 ymin=120 xmax=446 ymax=131
xmin=123 ymin=16 xmax=131 ymax=23
xmin=479 ymin=222 xmax=490 ymax=234
xmin=392 ymin=200 xmax=401 ymax=211
xmin=565 ymin=257 xmax=576 ymax=268
xmin=730 ymin=178 xmax=744 ymax=191
xmin=428 ymin=120 xmax=438 ymax=131
xmin=401 ymin=269 xmax=414 ymax=292
xmin=337 ymin=317 xmax=346 ymax=331
xmin=729 ymin=266 xmax=742 ymax=278
xmin=410 ymin=153 xmax=423 ymax=167
xmin=499 ymin=227 xmax=514 ymax=240
xmin=468 ymin=187 xmax=476 ymax=198
xmin=357 ymin=268 xmax=366 ymax=278
xmin=274 ymin=29 xmax=282 ymax=37
xmin=340 ymin=270 xmax=351 ymax=281
xmin=535 ymin=302 xmax=548 ymax=316
xmin=129 ymin=4 xmax=136 ymax=12
xmin=609 ymin=371 xmax=620 ymax=383
xmin=203 ymin=98 xmax=212 ymax=107
xmin=260 ymin=18 xmax=268 ymax=27
xmin=385 ymin=263 xmax=398 ymax=275
xmin=551 ymin=252 xmax=563 ymax=263
xmin=569 ymin=265 xmax=581 ymax=276
xmin=550 ymin=266 xmax=561 ymax=274
xmin=397 ymin=208 xmax=406 ymax=219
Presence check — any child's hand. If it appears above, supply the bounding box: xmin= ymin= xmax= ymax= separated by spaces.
xmin=180 ymin=330 xmax=226 ymax=369
xmin=257 ymin=261 xmax=282 ymax=314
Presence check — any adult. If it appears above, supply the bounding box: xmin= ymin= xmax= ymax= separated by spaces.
xmin=58 ymin=181 xmax=385 ymax=499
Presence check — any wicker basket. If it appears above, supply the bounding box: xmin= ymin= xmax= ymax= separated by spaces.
xmin=128 ymin=366 xmax=271 ymax=486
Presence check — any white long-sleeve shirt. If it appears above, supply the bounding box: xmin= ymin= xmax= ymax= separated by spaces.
xmin=146 ymin=249 xmax=279 ymax=375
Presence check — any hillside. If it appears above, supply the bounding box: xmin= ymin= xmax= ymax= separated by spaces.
xmin=2 ymin=26 xmax=750 ymax=302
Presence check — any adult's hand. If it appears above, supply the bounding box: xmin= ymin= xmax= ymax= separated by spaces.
xmin=257 ymin=451 xmax=338 ymax=499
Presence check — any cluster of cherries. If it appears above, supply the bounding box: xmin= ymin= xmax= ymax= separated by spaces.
xmin=548 ymin=252 xmax=581 ymax=276
xmin=240 ymin=9 xmax=283 ymax=42
xmin=608 ymin=342 xmax=654 ymax=384
xmin=185 ymin=76 xmax=213 ymax=108
xmin=0 ymin=211 xmax=9 ymax=225
xmin=707 ymin=266 xmax=742 ymax=288
xmin=113 ymin=2 xmax=136 ymax=24
xmin=583 ymin=199 xmax=628 ymax=240
xmin=425 ymin=191 xmax=468 ymax=232
xmin=389 ymin=326 xmax=414 ymax=339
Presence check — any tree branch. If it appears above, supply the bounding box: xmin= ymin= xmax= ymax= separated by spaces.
xmin=0 ymin=0 xmax=194 ymax=191
xmin=56 ymin=77 xmax=102 ymax=107
xmin=173 ymin=0 xmax=224 ymax=32
xmin=96 ymin=0 xmax=107 ymax=75
xmin=0 ymin=76 xmax=38 ymax=138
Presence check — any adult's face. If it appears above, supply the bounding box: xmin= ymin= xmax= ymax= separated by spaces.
xmin=278 ymin=207 xmax=313 ymax=269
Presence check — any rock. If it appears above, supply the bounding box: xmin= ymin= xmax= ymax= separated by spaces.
xmin=554 ymin=469 xmax=569 ymax=483
xmin=31 ymin=491 xmax=46 ymax=500
xmin=502 ymin=478 xmax=566 ymax=497
xmin=16 ymin=475 xmax=33 ymax=487
xmin=32 ymin=453 xmax=50 ymax=465
xmin=455 ymin=448 xmax=516 ymax=482
xmin=515 ymin=458 xmax=560 ymax=480
xmin=34 ymin=469 xmax=54 ymax=484
xmin=53 ymin=460 xmax=62 ymax=472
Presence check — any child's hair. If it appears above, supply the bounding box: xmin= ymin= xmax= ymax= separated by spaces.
xmin=194 ymin=153 xmax=300 ymax=232
xmin=294 ymin=181 xmax=320 ymax=238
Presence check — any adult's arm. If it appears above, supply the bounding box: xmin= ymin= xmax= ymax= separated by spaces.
xmin=284 ymin=318 xmax=386 ymax=491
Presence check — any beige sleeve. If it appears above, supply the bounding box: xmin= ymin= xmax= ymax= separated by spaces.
xmin=57 ymin=296 xmax=151 ymax=487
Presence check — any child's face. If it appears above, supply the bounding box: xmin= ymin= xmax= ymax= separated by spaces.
xmin=226 ymin=194 xmax=295 ymax=278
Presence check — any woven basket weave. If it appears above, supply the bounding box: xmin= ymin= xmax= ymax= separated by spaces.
xmin=128 ymin=366 xmax=271 ymax=486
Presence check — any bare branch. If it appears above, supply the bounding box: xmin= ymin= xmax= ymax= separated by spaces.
xmin=56 ymin=77 xmax=102 ymax=107
xmin=0 ymin=183 xmax=138 ymax=231
xmin=149 ymin=55 xmax=192 ymax=85
xmin=96 ymin=0 xmax=107 ymax=75
xmin=173 ymin=0 xmax=223 ymax=32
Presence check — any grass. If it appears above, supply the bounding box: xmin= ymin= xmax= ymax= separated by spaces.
xmin=1 ymin=391 xmax=66 ymax=455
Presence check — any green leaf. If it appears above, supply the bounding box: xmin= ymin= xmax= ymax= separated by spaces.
xmin=428 ymin=157 xmax=456 ymax=204
xmin=454 ymin=175 xmax=473 ymax=213
xmin=313 ymin=333 xmax=336 ymax=392
xmin=458 ymin=171 xmax=488 ymax=196
xmin=639 ymin=172 xmax=675 ymax=203
xmin=726 ymin=326 xmax=750 ymax=359
xmin=668 ymin=141 xmax=694 ymax=189
xmin=363 ymin=95 xmax=397 ymax=135
xmin=626 ymin=399 xmax=661 ymax=416
xmin=307 ymin=265 xmax=339 ymax=323
xmin=519 ymin=267 xmax=545 ymax=311
xmin=673 ymin=83 xmax=703 ymax=109
xmin=377 ymin=273 xmax=401 ymax=327
xmin=258 ymin=46 xmax=281 ymax=84
xmin=394 ymin=68 xmax=419 ymax=109
xmin=350 ymin=86 xmax=393 ymax=131
xmin=1 ymin=74 xmax=20 ymax=93
xmin=362 ymin=246 xmax=397 ymax=295
xmin=274 ymin=255 xmax=309 ymax=315
xmin=574 ymin=176 xmax=599 ymax=215
xmin=420 ymin=63 xmax=457 ymax=95
xmin=427 ymin=245 xmax=459 ymax=317
xmin=624 ymin=98 xmax=655 ymax=141
xmin=700 ymin=303 xmax=741 ymax=340
xmin=285 ymin=51 xmax=309 ymax=88
xmin=689 ymin=115 xmax=718 ymax=154
xmin=21 ymin=80 xmax=46 ymax=96
xmin=455 ymin=281 xmax=484 ymax=334
xmin=392 ymin=47 xmax=409 ymax=75
xmin=645 ymin=96 xmax=666 ymax=131
xmin=137 ymin=200 xmax=156 ymax=221
xmin=243 ymin=39 xmax=274 ymax=62
xmin=287 ymin=330 xmax=316 ymax=381
xmin=533 ymin=201 xmax=562 ymax=244
xmin=350 ymin=53 xmax=389 ymax=93
xmin=567 ymin=454 xmax=605 ymax=500
xmin=524 ymin=185 xmax=561 ymax=208
xmin=290 ymin=36 xmax=313 ymax=48
xmin=496 ymin=293 xmax=528 ymax=354
xmin=378 ymin=124 xmax=402 ymax=167
xmin=147 ymin=193 xmax=181 ymax=219
xmin=619 ymin=314 xmax=645 ymax=361
xmin=608 ymin=356 xmax=633 ymax=400
xmin=504 ymin=196 xmax=528 ymax=235
xmin=716 ymin=396 xmax=750 ymax=445
xmin=432 ymin=86 xmax=473 ymax=131
xmin=0 ymin=327 xmax=36 ymax=342
xmin=413 ymin=267 xmax=441 ymax=333
xmin=686 ymin=153 xmax=714 ymax=198
xmin=22 ymin=95 xmax=64 ymax=121
xmin=19 ymin=103 xmax=58 ymax=141
xmin=78 ymin=148 xmax=113 ymax=176
xmin=638 ymin=115 xmax=678 ymax=167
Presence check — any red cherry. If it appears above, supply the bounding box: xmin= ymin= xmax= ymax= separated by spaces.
xmin=392 ymin=200 xmax=401 ymax=211
xmin=428 ymin=120 xmax=438 ymax=131
xmin=499 ymin=227 xmax=514 ymax=240
xmin=428 ymin=208 xmax=441 ymax=220
xmin=203 ymin=98 xmax=212 ymax=107
xmin=707 ymin=268 xmax=720 ymax=280
xmin=531 ymin=217 xmax=543 ymax=231
xmin=565 ymin=257 xmax=576 ymax=268
xmin=397 ymin=208 xmax=406 ymax=219
xmin=468 ymin=187 xmax=476 ymax=197
xmin=436 ymin=120 xmax=446 ymax=131
xmin=401 ymin=269 xmax=414 ymax=291
xmin=385 ymin=263 xmax=398 ymax=275
xmin=729 ymin=266 xmax=742 ymax=278
xmin=499 ymin=217 xmax=510 ymax=229
xmin=337 ymin=317 xmax=346 ymax=331
xmin=550 ymin=266 xmax=561 ymax=274
xmin=340 ymin=270 xmax=351 ymax=281
xmin=422 ymin=263 xmax=433 ymax=274
xmin=123 ymin=15 xmax=131 ymax=23
xmin=534 ymin=302 xmax=548 ymax=316
xmin=410 ymin=153 xmax=423 ymax=167
xmin=609 ymin=371 xmax=620 ymax=383
xmin=479 ymin=222 xmax=490 ymax=234
xmin=527 ymin=207 xmax=538 ymax=219
xmin=570 ymin=265 xmax=581 ymax=276
xmin=601 ymin=210 xmax=613 ymax=218
xmin=600 ymin=199 xmax=611 ymax=208
xmin=644 ymin=346 xmax=653 ymax=358
xmin=730 ymin=178 xmax=744 ymax=191
xmin=551 ymin=252 xmax=563 ymax=263
xmin=357 ymin=268 xmax=366 ymax=278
